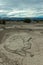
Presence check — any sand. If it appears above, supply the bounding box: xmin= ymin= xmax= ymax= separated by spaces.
xmin=0 ymin=23 xmax=43 ymax=65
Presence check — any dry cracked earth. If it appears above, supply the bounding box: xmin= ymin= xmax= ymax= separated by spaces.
xmin=0 ymin=23 xmax=43 ymax=65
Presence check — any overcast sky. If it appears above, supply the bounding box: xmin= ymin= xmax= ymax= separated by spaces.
xmin=0 ymin=0 xmax=43 ymax=17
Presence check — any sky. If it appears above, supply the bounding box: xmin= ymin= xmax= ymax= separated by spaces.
xmin=0 ymin=0 xmax=43 ymax=18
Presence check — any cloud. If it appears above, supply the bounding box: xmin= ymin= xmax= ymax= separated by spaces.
xmin=7 ymin=10 xmax=25 ymax=16
xmin=7 ymin=9 xmax=36 ymax=17
xmin=0 ymin=10 xmax=8 ymax=13
xmin=0 ymin=8 xmax=43 ymax=17
xmin=0 ymin=10 xmax=9 ymax=17
xmin=0 ymin=0 xmax=43 ymax=17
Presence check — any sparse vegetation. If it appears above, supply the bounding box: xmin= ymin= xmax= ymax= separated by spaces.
xmin=0 ymin=20 xmax=6 ymax=25
xmin=36 ymin=20 xmax=39 ymax=23
xmin=3 ymin=20 xmax=6 ymax=25
xmin=24 ymin=18 xmax=31 ymax=23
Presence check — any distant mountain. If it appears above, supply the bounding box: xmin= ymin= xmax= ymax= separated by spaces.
xmin=0 ymin=17 xmax=43 ymax=21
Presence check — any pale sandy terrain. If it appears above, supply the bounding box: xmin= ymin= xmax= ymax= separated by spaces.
xmin=0 ymin=23 xmax=43 ymax=65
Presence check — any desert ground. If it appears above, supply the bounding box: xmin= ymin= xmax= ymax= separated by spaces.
xmin=0 ymin=22 xmax=43 ymax=65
